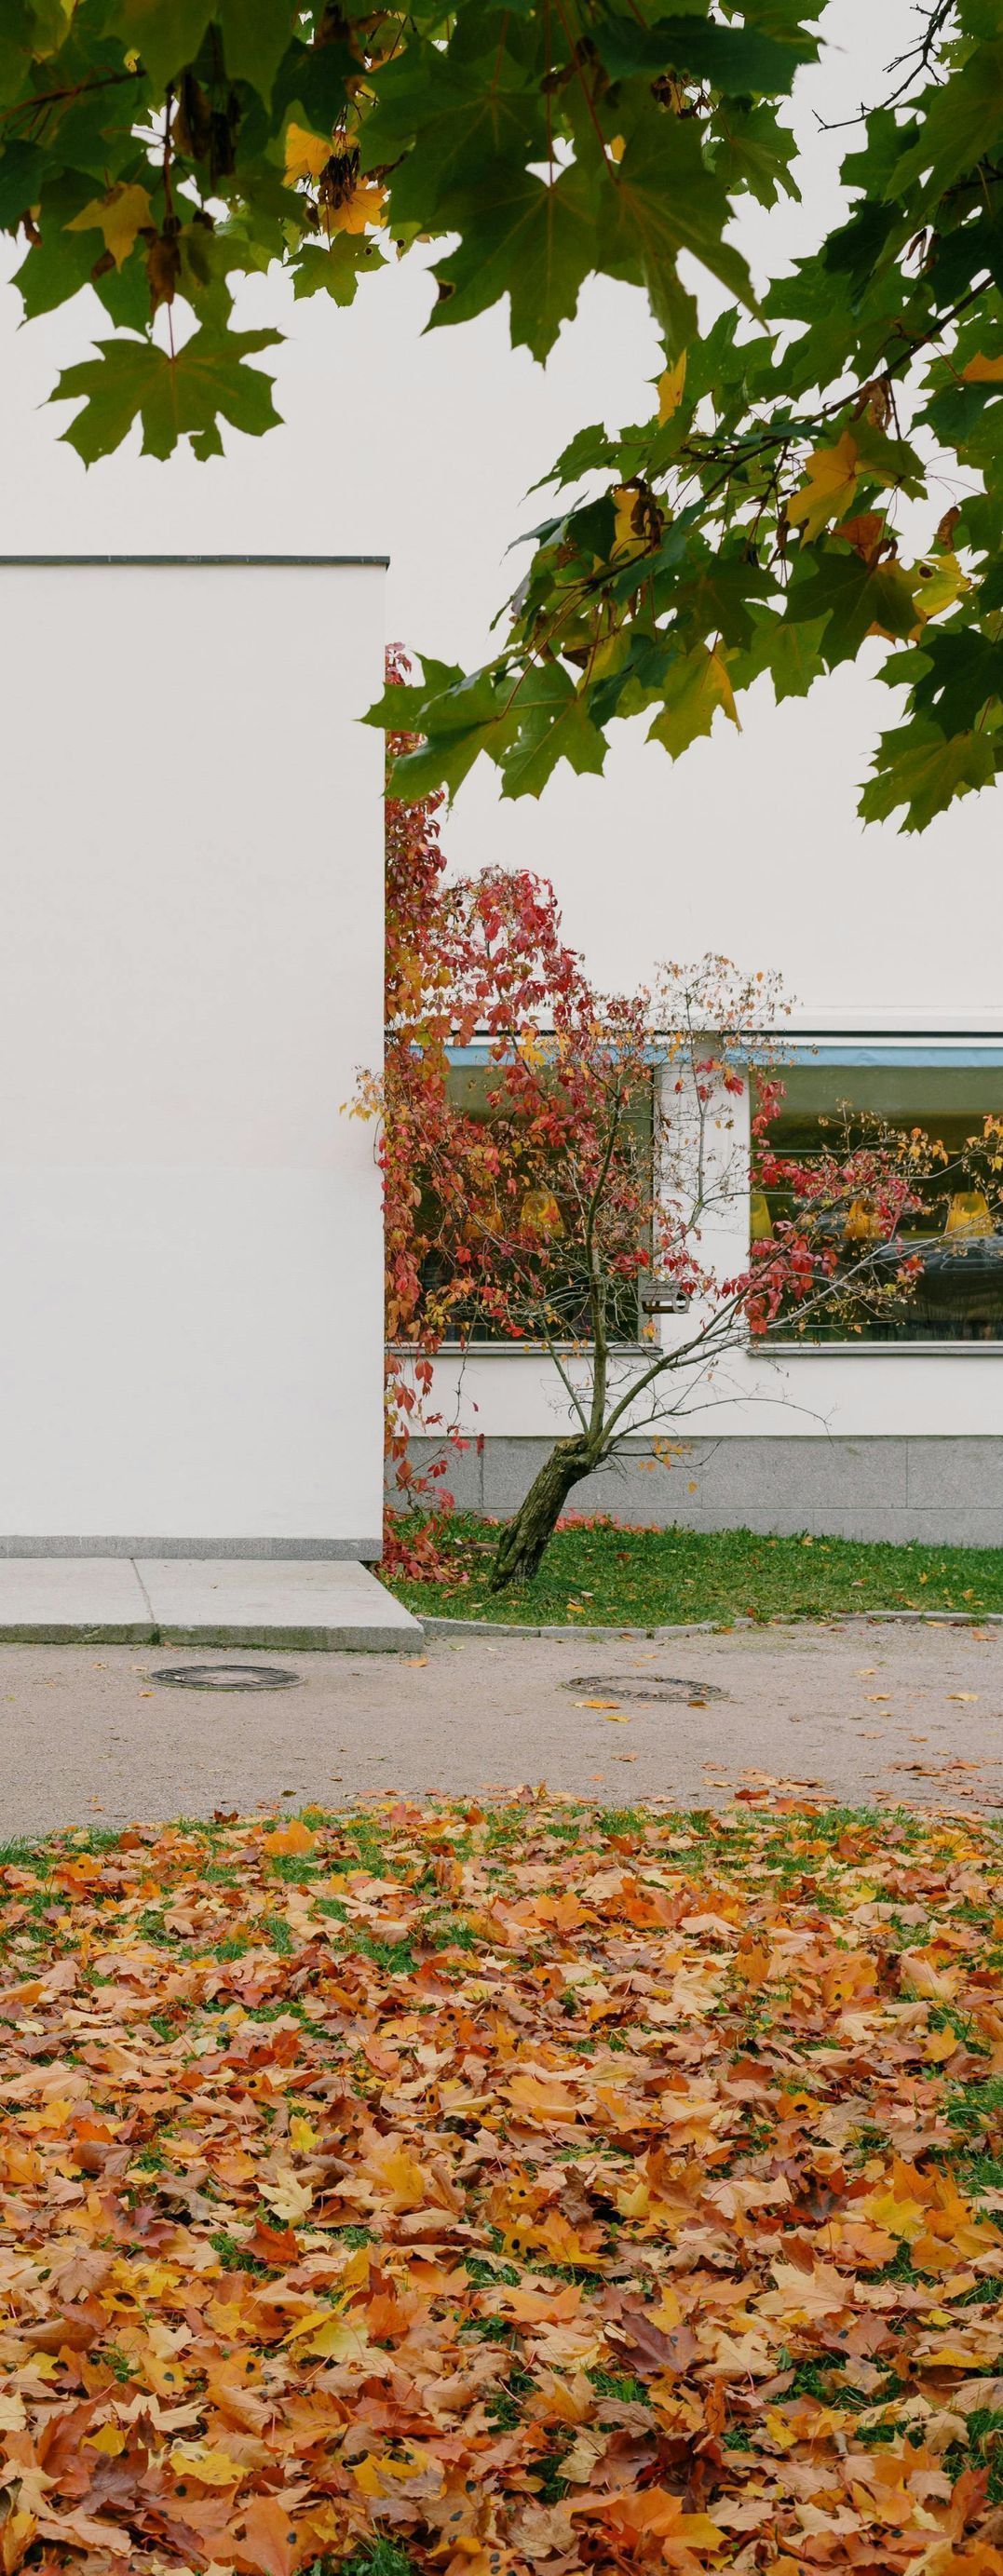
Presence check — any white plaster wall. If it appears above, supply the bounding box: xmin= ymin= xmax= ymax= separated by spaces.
xmin=422 ymin=1343 xmax=1003 ymax=1443
xmin=0 ymin=558 xmax=385 ymax=1548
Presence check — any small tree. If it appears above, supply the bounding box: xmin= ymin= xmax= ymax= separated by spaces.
xmin=405 ymin=949 xmax=943 ymax=1593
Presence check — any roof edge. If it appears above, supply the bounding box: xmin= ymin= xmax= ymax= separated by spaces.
xmin=0 ymin=552 xmax=389 ymax=567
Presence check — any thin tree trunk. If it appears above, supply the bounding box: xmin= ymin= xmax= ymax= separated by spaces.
xmin=488 ymin=1434 xmax=604 ymax=1591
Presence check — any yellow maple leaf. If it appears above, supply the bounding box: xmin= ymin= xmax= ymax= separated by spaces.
xmin=912 ymin=550 xmax=970 ymax=622
xmin=284 ymin=122 xmax=332 ymax=184
xmin=330 ymin=180 xmax=386 ymax=234
xmin=859 ymin=2184 xmax=927 ymax=2241
xmin=66 ymin=183 xmax=152 ymax=270
xmin=302 ymin=2312 xmax=372 ymax=2361
xmin=788 ymin=431 xmax=859 ymax=542
xmin=290 ymin=2114 xmax=319 ymax=2152
xmin=962 ymin=351 xmax=1003 ymax=381
xmin=261 ymin=2165 xmax=314 ymax=2223
xmin=169 ymin=2443 xmax=245 ymax=2486
xmin=764 ymin=2259 xmax=850 ymax=2317
xmin=373 ymin=2139 xmax=428 ymax=2207
xmin=612 ymin=484 xmax=653 ymax=557
xmin=657 ymin=351 xmax=687 ymax=423
xmin=84 ymin=2423 xmax=127 ymax=2456
xmin=263 ymin=1817 xmax=318 ymax=1857
xmin=351 ymin=2456 xmax=387 ymax=2496
xmin=901 ymin=1954 xmax=957 ymax=2002
xmin=508 ymin=2070 xmax=581 ymax=2123
xmin=1 ymin=2508 xmax=36 ymax=2572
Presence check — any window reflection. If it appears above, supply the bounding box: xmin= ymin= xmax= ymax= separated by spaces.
xmin=754 ymin=1066 xmax=1003 ymax=1343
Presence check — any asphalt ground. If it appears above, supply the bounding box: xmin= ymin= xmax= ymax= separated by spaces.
xmin=0 ymin=1618 xmax=1000 ymax=1835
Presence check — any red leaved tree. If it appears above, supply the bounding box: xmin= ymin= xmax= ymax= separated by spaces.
xmin=354 ymin=652 xmax=590 ymax=1575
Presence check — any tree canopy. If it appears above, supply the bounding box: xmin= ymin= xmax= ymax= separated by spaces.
xmin=3 ymin=1 xmax=1002 ymax=826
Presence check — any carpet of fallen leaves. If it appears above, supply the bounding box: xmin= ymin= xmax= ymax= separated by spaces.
xmin=2 ymin=1796 xmax=1003 ymax=2576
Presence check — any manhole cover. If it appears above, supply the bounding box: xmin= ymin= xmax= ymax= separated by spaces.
xmin=151 ymin=1665 xmax=301 ymax=1692
xmin=566 ymin=1672 xmax=727 ymax=1705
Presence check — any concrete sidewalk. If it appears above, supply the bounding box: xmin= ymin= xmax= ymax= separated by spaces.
xmin=0 ymin=1617 xmax=999 ymax=1836
xmin=0 ymin=1559 xmax=420 ymax=1651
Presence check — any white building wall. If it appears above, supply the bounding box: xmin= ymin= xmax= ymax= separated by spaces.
xmin=0 ymin=557 xmax=386 ymax=1553
xmin=454 ymin=675 xmax=1003 ymax=1031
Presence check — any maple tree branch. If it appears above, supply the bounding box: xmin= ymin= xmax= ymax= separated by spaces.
xmin=1 ymin=65 xmax=142 ymax=124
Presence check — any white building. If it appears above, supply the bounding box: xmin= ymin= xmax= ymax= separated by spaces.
xmin=0 ymin=555 xmax=386 ymax=1562
xmin=1 ymin=560 xmax=997 ymax=1565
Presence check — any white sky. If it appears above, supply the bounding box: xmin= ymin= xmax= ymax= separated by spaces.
xmin=1 ymin=0 xmax=999 ymax=1025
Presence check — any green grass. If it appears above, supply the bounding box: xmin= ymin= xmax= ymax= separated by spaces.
xmin=386 ymin=1514 xmax=1003 ymax=1628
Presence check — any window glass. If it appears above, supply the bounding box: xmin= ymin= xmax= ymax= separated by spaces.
xmin=754 ymin=1066 xmax=1003 ymax=1342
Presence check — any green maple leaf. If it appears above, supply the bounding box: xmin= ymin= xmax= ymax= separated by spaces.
xmin=0 ymin=4 xmax=69 ymax=110
xmin=176 ymin=221 xmax=272 ymax=327
xmin=119 ymin=0 xmax=211 ymax=91
xmin=364 ymin=659 xmax=466 ymax=734
xmin=120 ymin=0 xmax=292 ymax=100
xmin=766 ymin=614 xmax=830 ymax=702
xmin=14 ymin=175 xmax=101 ymax=317
xmin=890 ymin=39 xmax=1003 ymax=205
xmin=429 ymin=161 xmax=596 ymax=361
xmin=292 ymin=236 xmax=386 ymax=304
xmin=605 ymin=110 xmax=757 ymax=353
xmin=860 ymin=724 xmax=996 ymax=832
xmin=790 ymin=555 xmax=918 ymax=667
xmin=0 ymin=141 xmax=45 ymax=233
xmin=647 ymin=642 xmax=740 ymax=756
xmin=50 ymin=325 xmax=282 ymax=463
xmin=366 ymin=49 xmax=548 ymax=228
xmin=913 ymin=629 xmax=1003 ymax=735
xmin=0 ymin=20 xmax=32 ymax=114
xmin=593 ymin=16 xmax=816 ymax=95
xmin=498 ymin=664 xmax=606 ymax=800
xmin=540 ymin=424 xmax=618 ymax=492
xmin=389 ymin=670 xmax=518 ymax=801
xmin=712 ymin=105 xmax=800 ymax=209
xmin=215 ymin=0 xmax=295 ymax=106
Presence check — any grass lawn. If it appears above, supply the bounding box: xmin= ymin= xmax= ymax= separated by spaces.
xmin=4 ymin=1795 xmax=1003 ymax=2570
xmin=386 ymin=1513 xmax=1003 ymax=1626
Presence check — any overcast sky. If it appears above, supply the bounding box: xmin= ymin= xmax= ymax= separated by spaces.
xmin=2 ymin=0 xmax=998 ymax=1025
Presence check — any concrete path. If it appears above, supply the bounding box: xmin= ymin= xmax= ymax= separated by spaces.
xmin=0 ymin=1559 xmax=420 ymax=1651
xmin=0 ymin=1618 xmax=1000 ymax=1836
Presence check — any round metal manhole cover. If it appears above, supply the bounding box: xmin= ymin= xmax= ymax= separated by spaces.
xmin=566 ymin=1672 xmax=728 ymax=1705
xmin=151 ymin=1664 xmax=301 ymax=1693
